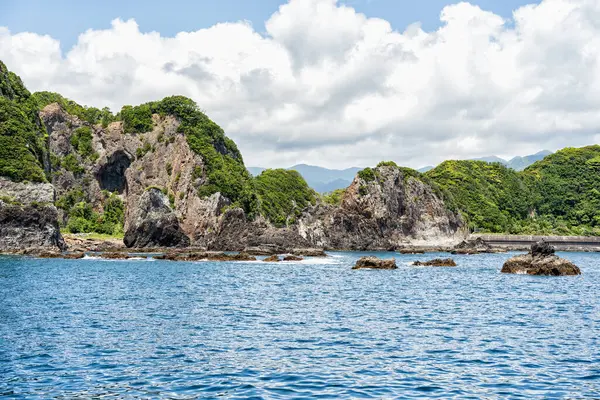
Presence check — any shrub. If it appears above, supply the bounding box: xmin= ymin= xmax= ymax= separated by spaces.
xmin=357 ymin=167 xmax=376 ymax=182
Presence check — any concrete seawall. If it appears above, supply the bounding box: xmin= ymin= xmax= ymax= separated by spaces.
xmin=470 ymin=234 xmax=600 ymax=251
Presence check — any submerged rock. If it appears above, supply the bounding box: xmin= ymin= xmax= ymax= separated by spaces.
xmin=352 ymin=256 xmax=397 ymax=270
xmin=283 ymin=255 xmax=303 ymax=261
xmin=263 ymin=255 xmax=280 ymax=262
xmin=292 ymin=248 xmax=327 ymax=257
xmin=124 ymin=188 xmax=190 ymax=248
xmin=413 ymin=258 xmax=457 ymax=267
xmin=501 ymin=241 xmax=581 ymax=276
xmin=63 ymin=252 xmax=85 ymax=259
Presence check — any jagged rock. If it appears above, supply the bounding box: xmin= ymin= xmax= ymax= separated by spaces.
xmin=531 ymin=240 xmax=555 ymax=257
xmin=264 ymin=255 xmax=280 ymax=262
xmin=298 ymin=166 xmax=466 ymax=250
xmin=244 ymin=246 xmax=279 ymax=255
xmin=413 ymin=258 xmax=457 ymax=267
xmin=352 ymin=256 xmax=397 ymax=270
xmin=501 ymin=242 xmax=581 ymax=276
xmin=0 ymin=202 xmax=66 ymax=252
xmin=452 ymin=237 xmax=492 ymax=254
xmin=399 ymin=249 xmax=425 ymax=254
xmin=124 ymin=188 xmax=190 ymax=248
xmin=283 ymin=255 xmax=303 ymax=261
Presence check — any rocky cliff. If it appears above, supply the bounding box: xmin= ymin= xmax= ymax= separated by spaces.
xmin=0 ymin=59 xmax=467 ymax=252
xmin=297 ymin=166 xmax=465 ymax=250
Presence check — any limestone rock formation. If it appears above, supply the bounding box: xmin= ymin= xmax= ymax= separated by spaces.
xmin=123 ymin=188 xmax=190 ymax=248
xmin=298 ymin=166 xmax=466 ymax=250
xmin=501 ymin=241 xmax=581 ymax=276
xmin=352 ymin=256 xmax=397 ymax=270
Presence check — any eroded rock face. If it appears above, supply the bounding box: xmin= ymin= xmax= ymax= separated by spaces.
xmin=0 ymin=202 xmax=66 ymax=251
xmin=124 ymin=188 xmax=190 ymax=248
xmin=298 ymin=166 xmax=466 ymax=250
xmin=352 ymin=256 xmax=397 ymax=270
xmin=0 ymin=179 xmax=65 ymax=252
xmin=501 ymin=242 xmax=581 ymax=276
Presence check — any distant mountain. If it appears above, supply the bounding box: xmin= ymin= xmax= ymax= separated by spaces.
xmin=506 ymin=150 xmax=553 ymax=171
xmin=467 ymin=150 xmax=553 ymax=171
xmin=248 ymin=164 xmax=360 ymax=193
xmin=249 ymin=151 xmax=553 ymax=193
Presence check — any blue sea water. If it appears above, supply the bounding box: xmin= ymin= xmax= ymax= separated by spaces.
xmin=0 ymin=251 xmax=599 ymax=399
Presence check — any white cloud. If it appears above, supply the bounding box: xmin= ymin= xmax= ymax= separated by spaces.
xmin=2 ymin=0 xmax=600 ymax=169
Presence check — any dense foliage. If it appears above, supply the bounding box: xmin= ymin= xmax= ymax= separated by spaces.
xmin=426 ymin=161 xmax=531 ymax=232
xmin=254 ymin=169 xmax=316 ymax=227
xmin=60 ymin=190 xmax=125 ymax=236
xmin=322 ymin=188 xmax=345 ymax=205
xmin=522 ymin=146 xmax=600 ymax=235
xmin=0 ymin=62 xmax=49 ymax=183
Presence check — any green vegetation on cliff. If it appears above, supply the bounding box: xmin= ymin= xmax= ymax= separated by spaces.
xmin=523 ymin=146 xmax=600 ymax=235
xmin=254 ymin=169 xmax=316 ymax=227
xmin=0 ymin=61 xmax=48 ymax=182
xmin=62 ymin=191 xmax=125 ymax=235
xmin=426 ymin=161 xmax=531 ymax=232
xmin=120 ymin=96 xmax=257 ymax=215
xmin=33 ymin=91 xmax=115 ymax=126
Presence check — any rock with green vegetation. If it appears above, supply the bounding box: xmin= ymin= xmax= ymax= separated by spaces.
xmin=297 ymin=165 xmax=465 ymax=250
xmin=254 ymin=169 xmax=316 ymax=227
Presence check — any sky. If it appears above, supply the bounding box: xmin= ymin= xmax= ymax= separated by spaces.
xmin=1 ymin=0 xmax=599 ymax=169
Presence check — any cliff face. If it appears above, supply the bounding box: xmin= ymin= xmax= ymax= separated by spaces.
xmin=38 ymin=103 xmax=466 ymax=251
xmin=41 ymin=103 xmax=229 ymax=247
xmin=297 ymin=166 xmax=465 ymax=250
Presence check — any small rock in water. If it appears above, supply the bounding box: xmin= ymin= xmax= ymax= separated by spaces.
xmin=101 ymin=252 xmax=131 ymax=260
xmin=283 ymin=255 xmax=303 ymax=261
xmin=263 ymin=255 xmax=280 ymax=262
xmin=352 ymin=256 xmax=397 ymax=270
xmin=413 ymin=258 xmax=457 ymax=267
xmin=63 ymin=252 xmax=85 ymax=259
xmin=501 ymin=241 xmax=581 ymax=276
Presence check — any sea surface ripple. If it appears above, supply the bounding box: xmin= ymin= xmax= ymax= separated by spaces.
xmin=1 ymin=251 xmax=599 ymax=399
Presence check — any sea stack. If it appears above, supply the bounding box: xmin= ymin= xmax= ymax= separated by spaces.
xmin=501 ymin=241 xmax=581 ymax=276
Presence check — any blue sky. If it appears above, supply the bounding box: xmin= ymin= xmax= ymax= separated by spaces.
xmin=2 ymin=0 xmax=538 ymax=51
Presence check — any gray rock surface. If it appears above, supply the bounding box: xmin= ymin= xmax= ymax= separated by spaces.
xmin=297 ymin=166 xmax=466 ymax=250
xmin=0 ymin=202 xmax=66 ymax=251
xmin=123 ymin=188 xmax=190 ymax=248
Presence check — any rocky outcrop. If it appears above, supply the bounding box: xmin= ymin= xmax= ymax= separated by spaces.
xmin=0 ymin=178 xmax=65 ymax=252
xmin=501 ymin=241 xmax=581 ymax=276
xmin=298 ymin=166 xmax=466 ymax=250
xmin=123 ymin=188 xmax=190 ymax=248
xmin=413 ymin=258 xmax=457 ymax=267
xmin=452 ymin=237 xmax=492 ymax=254
xmin=0 ymin=202 xmax=66 ymax=251
xmin=352 ymin=256 xmax=397 ymax=270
